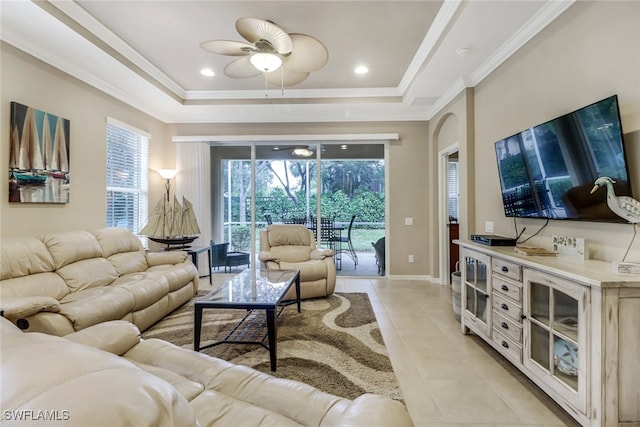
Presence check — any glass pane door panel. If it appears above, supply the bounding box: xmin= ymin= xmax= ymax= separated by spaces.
xmin=476 ymin=291 xmax=487 ymax=322
xmin=465 ymin=284 xmax=475 ymax=314
xmin=531 ymin=322 xmax=550 ymax=370
xmin=476 ymin=261 xmax=487 ymax=293
xmin=553 ymin=335 xmax=579 ymax=391
xmin=530 ymin=282 xmax=550 ymax=325
xmin=553 ymin=289 xmax=579 ymax=341
xmin=465 ymin=257 xmax=475 ymax=283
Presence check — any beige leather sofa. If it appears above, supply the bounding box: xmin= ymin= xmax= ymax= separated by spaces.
xmin=0 ymin=317 xmax=414 ymax=426
xmin=259 ymin=225 xmax=336 ymax=300
xmin=0 ymin=228 xmax=198 ymax=335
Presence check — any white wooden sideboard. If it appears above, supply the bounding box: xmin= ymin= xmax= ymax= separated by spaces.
xmin=455 ymin=240 xmax=640 ymax=427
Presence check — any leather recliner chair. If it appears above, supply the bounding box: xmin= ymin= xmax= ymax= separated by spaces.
xmin=258 ymin=224 xmax=336 ymax=300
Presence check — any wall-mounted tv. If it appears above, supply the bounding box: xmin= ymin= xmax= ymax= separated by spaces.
xmin=494 ymin=95 xmax=633 ymax=222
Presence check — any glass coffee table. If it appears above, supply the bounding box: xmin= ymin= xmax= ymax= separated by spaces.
xmin=193 ymin=269 xmax=301 ymax=371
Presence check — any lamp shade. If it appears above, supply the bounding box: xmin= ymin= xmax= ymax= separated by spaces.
xmin=157 ymin=169 xmax=177 ymax=180
xmin=250 ymin=52 xmax=282 ymax=72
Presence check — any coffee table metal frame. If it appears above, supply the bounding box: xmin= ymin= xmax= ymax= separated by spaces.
xmin=193 ymin=269 xmax=301 ymax=371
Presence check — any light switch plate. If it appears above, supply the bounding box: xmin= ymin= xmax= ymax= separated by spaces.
xmin=405 ymin=217 xmax=413 ymax=226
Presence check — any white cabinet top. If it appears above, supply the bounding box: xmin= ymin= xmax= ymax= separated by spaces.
xmin=456 ymin=240 xmax=640 ymax=289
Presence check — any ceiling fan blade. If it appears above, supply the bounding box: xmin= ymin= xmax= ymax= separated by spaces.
xmin=265 ymin=68 xmax=310 ymax=87
xmin=284 ymin=33 xmax=328 ymax=73
xmin=224 ymin=57 xmax=262 ymax=79
xmin=200 ymin=40 xmax=253 ymax=56
xmin=236 ymin=17 xmax=293 ymax=54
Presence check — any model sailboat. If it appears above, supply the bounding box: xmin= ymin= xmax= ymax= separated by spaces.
xmin=139 ymin=195 xmax=201 ymax=247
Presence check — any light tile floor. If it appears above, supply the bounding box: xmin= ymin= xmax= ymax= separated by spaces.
xmin=334 ymin=277 xmax=580 ymax=427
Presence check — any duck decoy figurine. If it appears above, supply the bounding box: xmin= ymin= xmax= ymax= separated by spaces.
xmin=591 ymin=176 xmax=640 ymax=262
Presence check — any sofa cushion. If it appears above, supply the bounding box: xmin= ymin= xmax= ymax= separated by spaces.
xmin=269 ymin=246 xmax=312 ymax=263
xmin=107 ymin=252 xmax=148 ymax=275
xmin=267 ymin=225 xmax=312 ymax=247
xmin=93 ymin=227 xmax=144 ymax=257
xmin=56 ymin=258 xmax=119 ymax=292
xmin=280 ymin=260 xmax=328 ymax=282
xmin=190 ymin=389 xmax=303 ymax=427
xmin=114 ymin=276 xmax=170 ymax=310
xmin=0 ymin=272 xmax=69 ymax=300
xmin=94 ymin=227 xmax=148 ymax=275
xmin=58 ymin=287 xmax=136 ymax=330
xmin=0 ymin=237 xmax=55 ymax=280
xmin=43 ymin=230 xmax=103 ymax=270
xmin=132 ymin=362 xmax=206 ymax=402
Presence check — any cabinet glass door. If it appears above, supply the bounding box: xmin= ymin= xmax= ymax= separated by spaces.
xmin=463 ymin=252 xmax=489 ymax=324
xmin=523 ymin=269 xmax=587 ymax=413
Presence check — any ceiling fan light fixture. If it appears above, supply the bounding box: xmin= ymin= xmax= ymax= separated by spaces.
xmin=200 ymin=68 xmax=215 ymax=77
xmin=250 ymin=52 xmax=282 ymax=72
xmin=292 ymin=147 xmax=314 ymax=157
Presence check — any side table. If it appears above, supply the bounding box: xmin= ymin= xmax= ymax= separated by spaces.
xmin=186 ymin=246 xmax=212 ymax=285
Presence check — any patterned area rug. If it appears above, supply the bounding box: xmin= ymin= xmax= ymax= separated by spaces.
xmin=142 ymin=292 xmax=402 ymax=401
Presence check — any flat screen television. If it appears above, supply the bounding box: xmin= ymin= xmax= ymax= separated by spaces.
xmin=494 ymin=95 xmax=633 ymax=222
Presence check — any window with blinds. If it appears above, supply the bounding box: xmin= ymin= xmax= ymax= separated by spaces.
xmin=448 ymin=159 xmax=459 ymax=222
xmin=106 ymin=119 xmax=149 ymax=236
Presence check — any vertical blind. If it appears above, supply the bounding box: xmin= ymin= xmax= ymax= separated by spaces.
xmin=106 ymin=120 xmax=149 ymax=235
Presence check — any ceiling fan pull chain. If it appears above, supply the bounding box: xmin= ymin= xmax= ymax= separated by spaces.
xmin=264 ymin=70 xmax=268 ymax=97
xmin=281 ymin=67 xmax=284 ymax=96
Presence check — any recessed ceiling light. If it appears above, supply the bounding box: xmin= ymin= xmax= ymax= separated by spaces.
xmin=354 ymin=65 xmax=368 ymax=75
xmin=200 ymin=68 xmax=215 ymax=77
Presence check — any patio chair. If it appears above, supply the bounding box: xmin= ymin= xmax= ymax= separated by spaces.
xmin=336 ymin=214 xmax=358 ymax=268
xmin=264 ymin=213 xmax=273 ymax=224
xmin=210 ymin=241 xmax=250 ymax=273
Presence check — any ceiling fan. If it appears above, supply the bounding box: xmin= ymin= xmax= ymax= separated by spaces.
xmin=200 ymin=17 xmax=328 ymax=87
xmin=272 ymin=145 xmax=325 ymax=157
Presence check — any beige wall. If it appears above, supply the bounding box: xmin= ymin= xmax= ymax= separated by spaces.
xmin=171 ymin=121 xmax=431 ymax=277
xmin=471 ymin=1 xmax=640 ymax=262
xmin=429 ymin=89 xmax=475 ymax=280
xmin=1 ymin=43 xmax=172 ymax=238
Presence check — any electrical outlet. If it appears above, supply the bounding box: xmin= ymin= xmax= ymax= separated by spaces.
xmin=408 ymin=254 xmax=415 ymax=263
xmin=485 ymin=221 xmax=494 ymax=233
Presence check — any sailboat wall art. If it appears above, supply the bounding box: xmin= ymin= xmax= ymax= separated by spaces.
xmin=9 ymin=102 xmax=70 ymax=204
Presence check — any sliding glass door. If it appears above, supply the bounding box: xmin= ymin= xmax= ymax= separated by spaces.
xmin=214 ymin=142 xmax=385 ymax=277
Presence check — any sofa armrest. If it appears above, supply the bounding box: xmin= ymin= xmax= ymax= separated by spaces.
xmin=310 ymin=248 xmax=334 ymax=259
xmin=258 ymin=251 xmax=279 ymax=263
xmin=146 ymin=251 xmax=188 ymax=266
xmin=64 ymin=320 xmax=141 ymax=355
xmin=326 ymin=394 xmax=414 ymax=427
xmin=0 ymin=296 xmax=60 ymax=321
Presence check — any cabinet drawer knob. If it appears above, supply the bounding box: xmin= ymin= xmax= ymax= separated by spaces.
xmin=501 ymin=303 xmax=509 ymax=310
xmin=501 ymin=341 xmax=509 ymax=349
xmin=501 ymin=285 xmax=509 ymax=291
xmin=501 ymin=322 xmax=509 ymax=330
xmin=501 ymin=266 xmax=508 ymax=272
